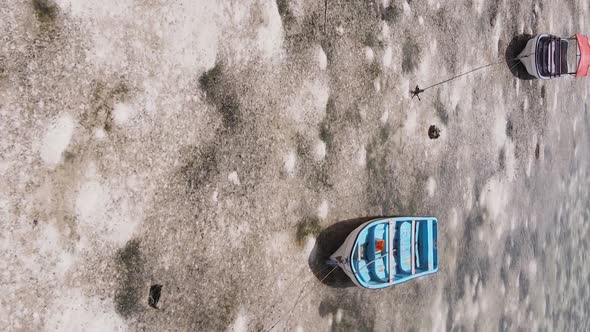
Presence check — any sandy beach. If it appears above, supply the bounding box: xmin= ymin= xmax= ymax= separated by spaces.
xmin=1 ymin=0 xmax=589 ymax=330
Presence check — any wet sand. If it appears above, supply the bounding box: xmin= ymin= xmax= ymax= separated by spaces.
xmin=1 ymin=0 xmax=589 ymax=331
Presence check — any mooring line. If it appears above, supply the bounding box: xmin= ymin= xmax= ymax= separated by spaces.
xmin=265 ymin=265 xmax=339 ymax=332
xmin=411 ymin=52 xmax=535 ymax=100
xmin=251 ymin=264 xmax=332 ymax=331
xmin=265 ymin=251 xmax=397 ymax=332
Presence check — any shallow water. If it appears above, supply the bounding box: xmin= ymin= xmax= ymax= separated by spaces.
xmin=1 ymin=0 xmax=589 ymax=331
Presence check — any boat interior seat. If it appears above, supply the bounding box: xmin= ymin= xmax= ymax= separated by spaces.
xmin=365 ymin=224 xmax=388 ymax=282
xmin=397 ymin=221 xmax=413 ymax=274
xmin=537 ymin=36 xmax=570 ymax=77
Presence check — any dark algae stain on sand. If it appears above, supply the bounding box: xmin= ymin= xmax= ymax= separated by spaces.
xmin=199 ymin=64 xmax=240 ymax=130
xmin=296 ymin=216 xmax=322 ymax=246
xmin=114 ymin=240 xmax=145 ymax=318
xmin=402 ymin=39 xmax=421 ymax=74
xmin=32 ymin=0 xmax=57 ymax=23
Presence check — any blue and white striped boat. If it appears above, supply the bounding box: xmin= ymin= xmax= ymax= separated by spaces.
xmin=329 ymin=217 xmax=439 ymax=289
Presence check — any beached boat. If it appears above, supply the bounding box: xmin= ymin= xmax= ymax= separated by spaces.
xmin=519 ymin=33 xmax=590 ymax=79
xmin=329 ymin=217 xmax=438 ymax=289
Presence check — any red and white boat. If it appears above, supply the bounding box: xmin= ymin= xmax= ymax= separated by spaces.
xmin=518 ymin=33 xmax=590 ymax=79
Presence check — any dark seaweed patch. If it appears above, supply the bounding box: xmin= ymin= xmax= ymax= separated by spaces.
xmin=402 ymin=39 xmax=420 ymax=74
xmin=382 ymin=5 xmax=401 ymax=23
xmin=435 ymin=95 xmax=449 ymax=125
xmin=276 ymin=0 xmax=295 ymax=26
xmin=84 ymin=81 xmax=129 ymax=132
xmin=199 ymin=64 xmax=240 ymax=129
xmin=368 ymin=61 xmax=381 ymax=79
xmin=498 ymin=147 xmax=506 ymax=170
xmin=295 ymin=216 xmax=322 ymax=245
xmin=313 ymin=163 xmax=333 ymax=188
xmin=180 ymin=145 xmax=219 ymax=193
xmin=114 ymin=240 xmax=144 ymax=318
xmin=506 ymin=118 xmax=514 ymax=140
xmin=364 ymin=32 xmax=382 ymax=49
xmin=63 ymin=151 xmax=76 ymax=164
xmin=518 ymin=271 xmax=529 ymax=301
xmin=295 ymin=134 xmax=310 ymax=159
xmin=319 ymin=98 xmax=337 ymax=147
xmin=319 ymin=121 xmax=334 ymax=147
xmin=32 ymin=0 xmax=57 ymax=23
xmin=488 ymin=0 xmax=501 ymax=26
xmin=318 ymin=299 xmax=337 ymax=317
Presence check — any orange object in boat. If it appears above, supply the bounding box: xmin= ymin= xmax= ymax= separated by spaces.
xmin=375 ymin=239 xmax=385 ymax=252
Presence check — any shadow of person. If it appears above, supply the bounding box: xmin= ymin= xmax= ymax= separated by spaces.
xmin=505 ymin=34 xmax=536 ymax=80
xmin=308 ymin=216 xmax=381 ymax=288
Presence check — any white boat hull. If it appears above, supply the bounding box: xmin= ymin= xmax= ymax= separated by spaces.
xmin=329 ymin=220 xmax=373 ymax=288
xmin=519 ymin=34 xmax=546 ymax=79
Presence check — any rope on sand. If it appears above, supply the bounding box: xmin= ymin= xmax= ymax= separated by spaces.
xmin=411 ymin=53 xmax=535 ymax=100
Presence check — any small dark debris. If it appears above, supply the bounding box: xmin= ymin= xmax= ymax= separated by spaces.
xmin=428 ymin=125 xmax=441 ymax=139
xmin=148 ymin=284 xmax=162 ymax=309
xmin=506 ymin=118 xmax=513 ymax=139
xmin=33 ymin=219 xmax=38 ymax=227
xmin=535 ymin=143 xmax=540 ymax=160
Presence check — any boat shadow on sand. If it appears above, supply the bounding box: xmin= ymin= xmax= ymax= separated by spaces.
xmin=505 ymin=34 xmax=536 ymax=80
xmin=308 ymin=217 xmax=380 ymax=288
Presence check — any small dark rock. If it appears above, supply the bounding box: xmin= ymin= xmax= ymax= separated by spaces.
xmin=535 ymin=143 xmax=540 ymax=160
xmin=148 ymin=284 xmax=162 ymax=309
xmin=33 ymin=219 xmax=38 ymax=227
xmin=428 ymin=125 xmax=441 ymax=139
